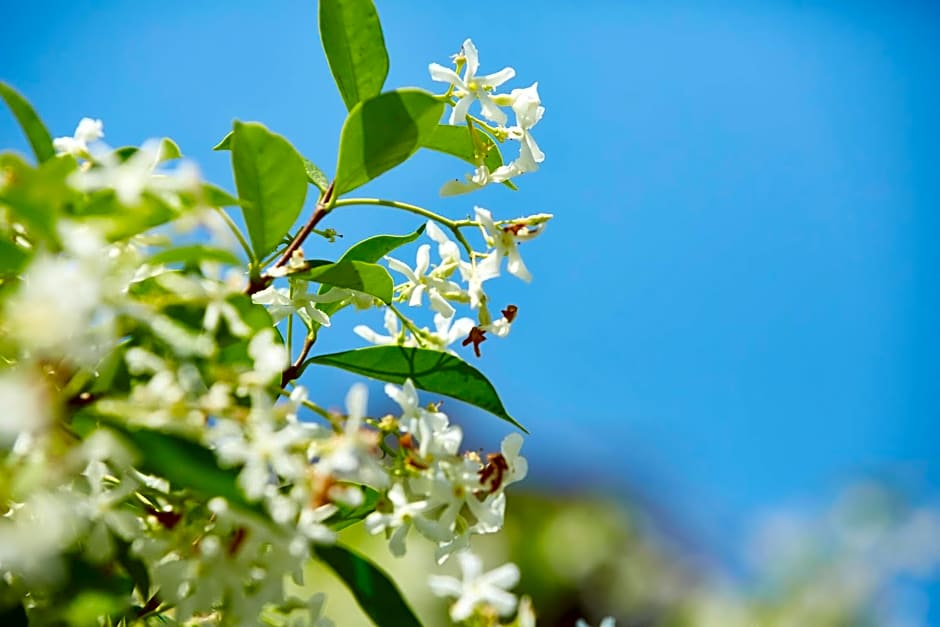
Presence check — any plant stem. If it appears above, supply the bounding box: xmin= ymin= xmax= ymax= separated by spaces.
xmin=274 ymin=182 xmax=335 ymax=269
xmin=332 ymin=197 xmax=475 ymax=255
xmin=213 ymin=208 xmax=254 ymax=263
xmin=280 ymin=333 xmax=315 ymax=387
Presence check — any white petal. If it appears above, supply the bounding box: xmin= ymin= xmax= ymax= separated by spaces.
xmin=461 ymin=39 xmax=480 ymax=78
xmin=478 ymin=67 xmax=516 ymax=88
xmin=429 ymin=63 xmax=462 ymax=86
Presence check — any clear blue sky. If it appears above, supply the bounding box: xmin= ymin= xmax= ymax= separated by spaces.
xmin=3 ymin=0 xmax=938 ymax=578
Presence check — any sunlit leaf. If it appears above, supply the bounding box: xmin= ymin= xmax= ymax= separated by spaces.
xmin=309 ymin=346 xmax=524 ymax=430
xmin=334 ymin=89 xmax=444 ymax=195
xmin=0 ymin=81 xmax=55 ymax=163
xmin=230 ymin=121 xmax=308 ymax=261
xmin=297 ymin=259 xmax=393 ymax=304
xmin=319 ymin=0 xmax=389 ymax=111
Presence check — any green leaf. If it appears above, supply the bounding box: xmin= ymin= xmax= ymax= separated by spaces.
xmin=230 ymin=121 xmax=308 ymax=261
xmin=0 ymin=238 xmax=29 ymax=275
xmin=148 ymin=244 xmax=242 ymax=267
xmin=319 ymin=0 xmax=389 ymax=111
xmin=0 ymin=152 xmax=78 ymax=244
xmin=218 ymin=132 xmax=329 ymax=192
xmin=423 ymin=124 xmax=504 ymax=172
xmin=309 ymin=346 xmax=524 ymax=430
xmin=98 ymin=420 xmax=259 ymax=512
xmin=334 ymin=89 xmax=444 ymax=196
xmin=314 ymin=225 xmax=425 ymax=319
xmin=303 ymin=157 xmax=330 ymax=192
xmin=335 ymin=225 xmax=425 ymax=266
xmin=212 ymin=131 xmax=232 ymax=151
xmin=0 ymin=82 xmax=55 ymax=163
xmin=113 ymin=138 xmax=182 ymax=163
xmin=423 ymin=124 xmax=517 ymax=191
xmin=200 ymin=183 xmax=239 ymax=207
xmin=317 ymin=544 xmax=423 ymax=627
xmin=298 ymin=259 xmax=393 ymax=304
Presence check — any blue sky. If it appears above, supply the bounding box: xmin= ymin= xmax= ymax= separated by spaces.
xmin=2 ymin=0 xmax=938 ymax=580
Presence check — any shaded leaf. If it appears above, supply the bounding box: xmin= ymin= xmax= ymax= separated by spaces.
xmin=317 ymin=544 xmax=422 ymax=627
xmin=309 ymin=346 xmax=524 ymax=430
xmin=200 ymin=183 xmax=239 ymax=207
xmin=334 ymin=89 xmax=444 ymax=195
xmin=148 ymin=244 xmax=242 ymax=267
xmin=298 ymin=259 xmax=393 ymax=304
xmin=212 ymin=131 xmax=232 ymax=151
xmin=0 ymin=81 xmax=55 ymax=163
xmin=319 ymin=0 xmax=389 ymax=111
xmin=230 ymin=121 xmax=308 ymax=261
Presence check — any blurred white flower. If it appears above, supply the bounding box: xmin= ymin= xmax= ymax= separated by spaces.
xmin=53 ymin=117 xmax=103 ymax=156
xmin=428 ymin=551 xmax=520 ymax=621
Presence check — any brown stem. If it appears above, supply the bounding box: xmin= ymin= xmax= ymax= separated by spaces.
xmin=281 ymin=334 xmax=315 ymax=387
xmin=245 ymin=182 xmax=335 ymax=296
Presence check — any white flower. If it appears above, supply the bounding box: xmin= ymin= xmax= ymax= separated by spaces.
xmin=505 ymin=83 xmax=545 ymax=173
xmin=475 ymin=207 xmax=544 ymax=282
xmin=242 ymin=329 xmax=288 ymax=386
xmin=4 ymin=254 xmax=104 ymax=358
xmin=364 ymin=483 xmax=435 ymax=557
xmin=425 ymin=221 xmax=462 ymax=266
xmin=440 ymin=163 xmax=519 ymax=197
xmin=427 ymin=313 xmax=476 ymax=352
xmin=386 ymin=245 xmax=462 ymax=318
xmin=429 ymin=39 xmax=515 ymax=125
xmin=428 ymin=551 xmax=520 ymax=621
xmin=0 ymin=370 xmax=49 ymax=448
xmin=69 ymin=139 xmax=199 ymax=206
xmin=313 ymin=384 xmax=388 ymax=488
xmin=354 ymin=307 xmax=410 ymax=346
xmin=251 ymin=282 xmax=334 ymax=328
xmin=211 ymin=413 xmax=307 ymax=500
xmin=53 ymin=117 xmax=104 ymax=156
xmin=499 ymin=433 xmax=528 ymax=488
xmin=458 ymin=254 xmax=500 ymax=310
xmin=385 ymin=379 xmax=462 ymax=457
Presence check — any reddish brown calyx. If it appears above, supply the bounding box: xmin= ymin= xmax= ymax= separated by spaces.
xmin=462 ymin=326 xmax=488 ymax=357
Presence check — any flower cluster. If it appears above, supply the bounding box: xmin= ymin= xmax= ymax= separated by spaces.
xmin=430 ymin=39 xmax=546 ymax=196
xmin=0 ymin=6 xmax=558 ymax=621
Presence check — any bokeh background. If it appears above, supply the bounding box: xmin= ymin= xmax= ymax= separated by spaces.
xmin=2 ymin=0 xmax=938 ymax=624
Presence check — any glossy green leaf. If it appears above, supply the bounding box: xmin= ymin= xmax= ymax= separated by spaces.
xmin=317 ymin=544 xmax=422 ymax=627
xmin=201 ymin=183 xmax=239 ymax=207
xmin=212 ymin=131 xmax=232 ymax=151
xmin=0 ymin=81 xmax=55 ymax=163
xmin=230 ymin=121 xmax=308 ymax=261
xmin=334 ymin=89 xmax=444 ymax=196
xmin=298 ymin=260 xmax=393 ymax=304
xmin=304 ymin=157 xmax=330 ymax=191
xmin=148 ymin=244 xmax=242 ymax=267
xmin=314 ymin=226 xmax=425 ymax=319
xmin=309 ymin=346 xmax=524 ymax=430
xmin=319 ymin=0 xmax=389 ymax=111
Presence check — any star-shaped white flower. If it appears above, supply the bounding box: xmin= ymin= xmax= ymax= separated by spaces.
xmin=475 ymin=207 xmax=532 ymax=282
xmin=505 ymin=83 xmax=545 ymax=173
xmin=429 ymin=39 xmax=515 ymax=125
xmin=428 ymin=551 xmax=520 ymax=621
xmin=386 ymin=245 xmax=462 ymax=318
